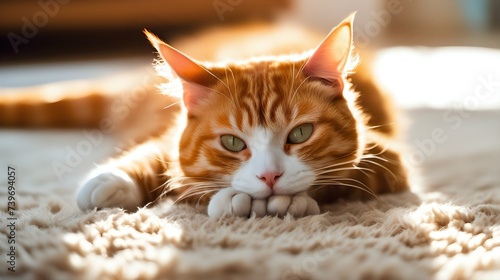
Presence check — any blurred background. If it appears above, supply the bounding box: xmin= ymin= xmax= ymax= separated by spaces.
xmin=1 ymin=0 xmax=499 ymax=66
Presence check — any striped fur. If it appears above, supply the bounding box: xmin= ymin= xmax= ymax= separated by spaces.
xmin=1 ymin=15 xmax=409 ymax=212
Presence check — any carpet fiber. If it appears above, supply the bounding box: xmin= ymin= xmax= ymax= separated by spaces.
xmin=1 ymin=47 xmax=500 ymax=279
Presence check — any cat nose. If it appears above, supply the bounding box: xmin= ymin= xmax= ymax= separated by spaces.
xmin=257 ymin=171 xmax=283 ymax=188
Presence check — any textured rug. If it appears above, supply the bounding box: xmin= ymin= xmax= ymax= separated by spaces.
xmin=1 ymin=47 xmax=500 ymax=279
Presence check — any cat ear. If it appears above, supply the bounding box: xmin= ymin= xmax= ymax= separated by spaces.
xmin=145 ymin=30 xmax=218 ymax=114
xmin=303 ymin=13 xmax=355 ymax=91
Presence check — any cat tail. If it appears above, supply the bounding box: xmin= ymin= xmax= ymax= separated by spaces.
xmin=0 ymin=79 xmax=115 ymax=128
xmin=0 ymin=71 xmax=180 ymax=138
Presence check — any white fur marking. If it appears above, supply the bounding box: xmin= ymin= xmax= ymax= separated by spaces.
xmin=231 ymin=127 xmax=315 ymax=198
xmin=77 ymin=169 xmax=143 ymax=212
xmin=208 ymin=188 xmax=319 ymax=218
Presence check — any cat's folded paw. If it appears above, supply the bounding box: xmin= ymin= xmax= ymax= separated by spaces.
xmin=273 ymin=192 xmax=320 ymax=218
xmin=207 ymin=188 xmax=319 ymax=218
xmin=76 ymin=169 xmax=143 ymax=212
xmin=208 ymin=188 xmax=265 ymax=218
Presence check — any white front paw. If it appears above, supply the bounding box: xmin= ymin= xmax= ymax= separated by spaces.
xmin=76 ymin=169 xmax=143 ymax=212
xmin=267 ymin=193 xmax=320 ymax=218
xmin=208 ymin=188 xmax=266 ymax=218
xmin=208 ymin=188 xmax=320 ymax=218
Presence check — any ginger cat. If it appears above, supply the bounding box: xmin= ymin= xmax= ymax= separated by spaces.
xmin=0 ymin=14 xmax=409 ymax=218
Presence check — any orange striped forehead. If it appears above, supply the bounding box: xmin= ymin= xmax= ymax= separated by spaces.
xmin=179 ymin=57 xmax=361 ymax=182
xmin=209 ymin=60 xmax=340 ymax=128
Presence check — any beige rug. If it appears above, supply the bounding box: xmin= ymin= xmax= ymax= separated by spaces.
xmin=1 ymin=47 xmax=500 ymax=279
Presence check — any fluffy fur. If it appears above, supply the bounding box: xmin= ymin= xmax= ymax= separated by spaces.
xmin=1 ymin=15 xmax=409 ymax=218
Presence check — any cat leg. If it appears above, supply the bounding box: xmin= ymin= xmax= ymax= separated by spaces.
xmin=77 ymin=168 xmax=143 ymax=212
xmin=208 ymin=188 xmax=319 ymax=218
xmin=77 ymin=138 xmax=171 ymax=212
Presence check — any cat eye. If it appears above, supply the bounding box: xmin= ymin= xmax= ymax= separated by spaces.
xmin=287 ymin=123 xmax=313 ymax=144
xmin=220 ymin=135 xmax=246 ymax=152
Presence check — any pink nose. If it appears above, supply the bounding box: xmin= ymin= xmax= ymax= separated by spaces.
xmin=257 ymin=172 xmax=282 ymax=188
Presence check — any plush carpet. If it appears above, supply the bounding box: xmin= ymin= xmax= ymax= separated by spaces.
xmin=1 ymin=47 xmax=500 ymax=279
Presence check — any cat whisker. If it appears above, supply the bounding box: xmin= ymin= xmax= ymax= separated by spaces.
xmin=366 ymin=123 xmax=395 ymax=131
xmin=170 ymin=176 xmax=227 ymax=187
xmin=153 ymin=175 xmax=226 ymax=194
xmin=202 ymin=65 xmax=230 ymax=91
xmin=335 ymin=119 xmax=355 ymax=135
xmin=224 ymin=67 xmax=238 ymax=108
xmin=313 ymin=156 xmax=357 ymax=171
xmin=289 ymin=62 xmax=296 ymax=97
xmin=224 ymin=67 xmax=232 ymax=95
xmin=162 ymin=179 xmax=226 ymax=191
xmin=312 ymin=182 xmax=377 ymax=199
xmin=291 ymin=76 xmax=311 ymax=101
xmin=362 ymin=151 xmax=388 ymax=158
xmin=176 ymin=190 xmax=217 ymax=206
xmin=165 ymin=176 xmax=227 ymax=184
xmin=173 ymin=65 xmax=232 ymax=108
xmin=360 ymin=159 xmax=398 ymax=182
xmin=340 ymin=183 xmax=378 ymax=199
xmin=313 ymin=180 xmax=378 ymax=199
xmin=153 ymin=177 xmax=182 ymax=193
xmin=362 ymin=140 xmax=397 ymax=160
xmin=227 ymin=67 xmax=238 ymax=98
xmin=316 ymin=176 xmax=370 ymax=187
xmin=162 ymin=101 xmax=182 ymax=110
xmin=229 ymin=68 xmax=239 ymax=109
xmin=365 ymin=143 xmax=391 ymax=156
xmin=362 ymin=142 xmax=380 ymax=152
xmin=315 ymin=176 xmax=371 ymax=191
xmin=174 ymin=185 xmax=223 ymax=204
xmin=290 ymin=59 xmax=309 ymax=102
xmin=314 ymin=174 xmax=377 ymax=195
xmin=315 ymin=162 xmax=351 ymax=172
xmin=362 ymin=159 xmax=392 ymax=174
xmin=209 ymin=87 xmax=237 ymax=108
xmin=295 ymin=57 xmax=309 ymax=79
xmin=315 ymin=165 xmax=374 ymax=175
xmin=354 ymin=166 xmax=375 ymax=176
xmin=361 ymin=153 xmax=399 ymax=165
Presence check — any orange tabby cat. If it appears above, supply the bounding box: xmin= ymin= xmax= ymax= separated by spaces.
xmin=0 ymin=14 xmax=409 ymax=218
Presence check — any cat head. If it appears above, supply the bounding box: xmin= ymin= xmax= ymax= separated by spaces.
xmin=147 ymin=14 xmax=365 ymax=199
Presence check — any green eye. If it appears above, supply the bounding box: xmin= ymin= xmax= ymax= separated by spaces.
xmin=287 ymin=123 xmax=313 ymax=144
xmin=221 ymin=135 xmax=246 ymax=152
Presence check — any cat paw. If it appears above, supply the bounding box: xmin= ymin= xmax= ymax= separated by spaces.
xmin=207 ymin=188 xmax=320 ymax=218
xmin=269 ymin=192 xmax=320 ymax=218
xmin=76 ymin=169 xmax=143 ymax=212
xmin=207 ymin=188 xmax=264 ymax=218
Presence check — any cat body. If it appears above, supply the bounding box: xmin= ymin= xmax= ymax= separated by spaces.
xmin=0 ymin=14 xmax=409 ymax=218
